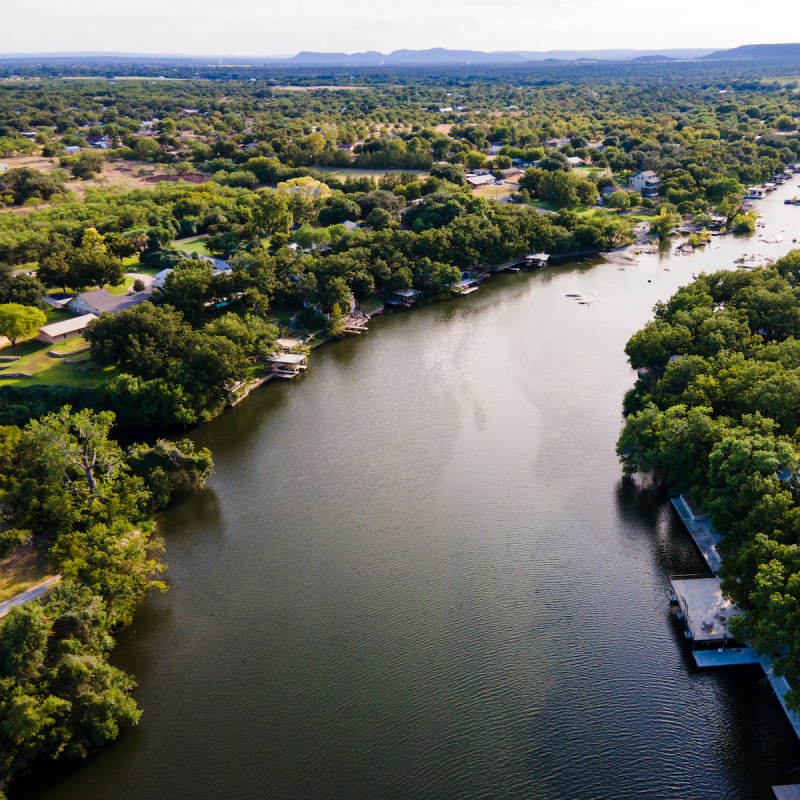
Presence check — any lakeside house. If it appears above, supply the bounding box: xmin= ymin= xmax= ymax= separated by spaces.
xmin=628 ymin=170 xmax=661 ymax=197
xmin=36 ymin=313 xmax=97 ymax=344
xmin=67 ymin=288 xmax=151 ymax=316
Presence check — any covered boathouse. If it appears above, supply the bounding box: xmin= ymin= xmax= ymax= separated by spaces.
xmin=266 ymin=352 xmax=308 ymax=379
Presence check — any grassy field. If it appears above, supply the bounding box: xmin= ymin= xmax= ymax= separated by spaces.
xmin=0 ymin=334 xmax=113 ymax=387
xmin=473 ymin=183 xmax=519 ymax=201
xmin=174 ymin=235 xmax=212 ymax=256
xmin=0 ymin=543 xmax=52 ymax=603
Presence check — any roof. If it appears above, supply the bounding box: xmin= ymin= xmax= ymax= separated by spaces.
xmin=39 ymin=313 xmax=97 ymax=338
xmin=69 ymin=288 xmax=150 ymax=315
xmin=394 ymin=288 xmax=422 ymax=298
xmin=269 ymin=353 xmax=307 ymax=365
xmin=466 ymin=174 xmax=495 ymax=186
xmin=670 ymin=577 xmax=741 ymax=643
xmin=633 ymin=170 xmax=660 ymax=180
xmin=342 ymin=220 xmax=359 ymax=230
xmin=276 ymin=337 xmax=303 ymax=350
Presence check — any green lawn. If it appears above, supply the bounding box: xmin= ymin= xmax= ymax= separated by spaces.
xmin=173 ymin=235 xmax=211 ymax=256
xmin=0 ymin=335 xmax=114 ymax=387
xmin=105 ymin=275 xmax=136 ymax=297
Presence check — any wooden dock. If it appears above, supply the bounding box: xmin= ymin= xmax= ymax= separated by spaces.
xmin=671 ymin=495 xmax=723 ymax=574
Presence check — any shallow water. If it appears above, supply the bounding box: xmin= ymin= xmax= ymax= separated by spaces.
xmin=20 ymin=182 xmax=800 ymax=799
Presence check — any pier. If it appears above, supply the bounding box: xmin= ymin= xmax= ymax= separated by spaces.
xmin=670 ymin=493 xmax=800 ymax=745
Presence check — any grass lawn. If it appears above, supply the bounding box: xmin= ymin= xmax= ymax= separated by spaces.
xmin=121 ymin=255 xmax=141 ymax=268
xmin=105 ymin=275 xmax=136 ymax=297
xmin=173 ymin=235 xmax=211 ymax=256
xmin=127 ymin=264 xmax=162 ymax=276
xmin=0 ymin=543 xmax=52 ymax=604
xmin=0 ymin=335 xmax=114 ymax=387
xmin=473 ymin=183 xmax=519 ymax=201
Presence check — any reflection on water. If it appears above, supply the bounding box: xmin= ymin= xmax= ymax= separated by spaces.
xmin=15 ymin=181 xmax=800 ymax=800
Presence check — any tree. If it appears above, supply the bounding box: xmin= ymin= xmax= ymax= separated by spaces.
xmin=69 ymin=150 xmax=104 ymax=180
xmin=608 ymin=190 xmax=630 ymax=210
xmin=86 ymin=303 xmax=193 ymax=379
xmin=0 ymin=266 xmax=43 ymax=308
xmin=465 ymin=151 xmax=488 ymax=170
xmin=650 ymin=208 xmax=680 ymax=239
xmin=0 ymin=303 xmax=45 ymax=347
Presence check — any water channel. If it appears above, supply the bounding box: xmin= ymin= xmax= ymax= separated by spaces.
xmin=21 ymin=183 xmax=800 ymax=799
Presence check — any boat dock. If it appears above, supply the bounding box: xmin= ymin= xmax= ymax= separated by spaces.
xmin=670 ymin=494 xmax=723 ymax=574
xmin=670 ymin=494 xmax=800 ymax=744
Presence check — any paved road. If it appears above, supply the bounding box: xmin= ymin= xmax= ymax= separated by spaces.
xmin=0 ymin=575 xmax=61 ymax=618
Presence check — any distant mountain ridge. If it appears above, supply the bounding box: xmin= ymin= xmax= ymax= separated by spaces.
xmin=0 ymin=44 xmax=798 ymax=66
xmin=703 ymin=43 xmax=800 ymax=60
xmin=286 ymin=47 xmax=716 ymax=65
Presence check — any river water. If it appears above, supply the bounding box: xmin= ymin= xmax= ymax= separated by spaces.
xmin=21 ymin=184 xmax=800 ymax=799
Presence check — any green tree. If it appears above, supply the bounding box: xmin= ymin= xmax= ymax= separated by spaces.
xmin=0 ymin=303 xmax=45 ymax=346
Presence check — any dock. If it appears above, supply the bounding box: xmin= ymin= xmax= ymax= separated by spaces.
xmin=774 ymin=787 xmax=800 ymax=800
xmin=692 ymin=647 xmax=760 ymax=668
xmin=670 ymin=495 xmax=723 ymax=574
xmin=671 ymin=494 xmax=800 ymax=743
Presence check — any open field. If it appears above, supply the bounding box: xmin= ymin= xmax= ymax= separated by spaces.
xmin=473 ymin=182 xmax=519 ymax=201
xmin=0 ymin=154 xmax=181 ymax=210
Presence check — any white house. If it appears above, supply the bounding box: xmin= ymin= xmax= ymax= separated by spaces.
xmin=628 ymin=170 xmax=661 ymax=197
xmin=37 ymin=313 xmax=97 ymax=344
xmin=466 ymin=174 xmax=496 ymax=189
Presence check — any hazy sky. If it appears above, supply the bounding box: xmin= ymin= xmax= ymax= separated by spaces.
xmin=3 ymin=0 xmax=799 ymax=55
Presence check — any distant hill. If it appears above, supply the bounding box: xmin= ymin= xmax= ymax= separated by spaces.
xmin=285 ymin=47 xmax=715 ymax=65
xmin=288 ymin=49 xmax=528 ymax=65
xmin=703 ymin=43 xmax=800 ymax=60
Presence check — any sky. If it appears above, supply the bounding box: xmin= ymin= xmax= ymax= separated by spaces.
xmin=2 ymin=0 xmax=799 ymax=56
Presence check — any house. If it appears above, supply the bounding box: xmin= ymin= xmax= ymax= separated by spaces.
xmin=465 ymin=174 xmax=496 ymax=189
xmin=487 ymin=144 xmax=503 ymax=156
xmin=501 ymin=167 xmax=522 ymax=180
xmin=36 ymin=313 xmax=97 ymax=344
xmin=66 ymin=288 xmax=150 ymax=316
xmin=567 ymin=156 xmax=586 ymax=166
xmin=152 ymin=268 xmax=174 ymax=289
xmin=628 ymin=170 xmax=661 ymax=197
xmin=342 ymin=220 xmax=359 ymax=231
xmin=64 ymin=145 xmax=81 ymax=155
